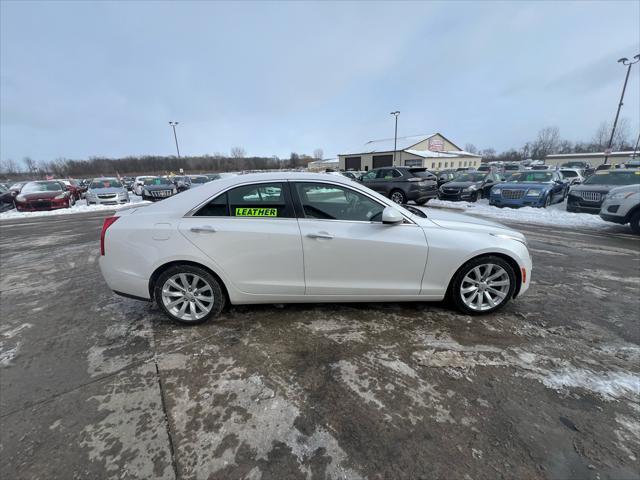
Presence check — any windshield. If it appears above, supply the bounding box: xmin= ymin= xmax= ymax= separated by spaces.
xmin=507 ymin=172 xmax=553 ymax=183
xmin=190 ymin=176 xmax=208 ymax=184
xmin=454 ymin=173 xmax=485 ymax=182
xmin=583 ymin=171 xmax=640 ymax=186
xmin=90 ymin=179 xmax=122 ymax=189
xmin=22 ymin=181 xmax=63 ymax=193
xmin=560 ymin=170 xmax=578 ymax=178
xmin=144 ymin=177 xmax=173 ymax=186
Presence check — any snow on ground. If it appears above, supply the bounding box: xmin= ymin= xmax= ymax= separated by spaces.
xmin=0 ymin=195 xmax=149 ymax=220
xmin=424 ymin=198 xmax=616 ymax=230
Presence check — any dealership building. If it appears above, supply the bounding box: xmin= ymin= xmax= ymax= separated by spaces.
xmin=338 ymin=133 xmax=482 ymax=171
xmin=544 ymin=150 xmax=639 ymax=167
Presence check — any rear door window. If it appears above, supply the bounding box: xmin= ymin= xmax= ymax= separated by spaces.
xmin=194 ymin=183 xmax=294 ymax=218
xmin=294 ymin=182 xmax=385 ymax=222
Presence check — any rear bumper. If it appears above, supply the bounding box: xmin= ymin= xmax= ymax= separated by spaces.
xmin=99 ymin=256 xmax=151 ymax=300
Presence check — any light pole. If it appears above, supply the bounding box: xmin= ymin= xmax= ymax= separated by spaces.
xmin=604 ymin=54 xmax=639 ymax=164
xmin=168 ymin=121 xmax=181 ymax=159
xmin=390 ymin=111 xmax=400 ymax=166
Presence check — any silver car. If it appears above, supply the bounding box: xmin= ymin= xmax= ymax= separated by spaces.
xmin=599 ymin=184 xmax=640 ymax=235
xmin=85 ymin=178 xmax=130 ymax=205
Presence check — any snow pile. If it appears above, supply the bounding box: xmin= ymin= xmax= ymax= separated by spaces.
xmin=425 ymin=199 xmax=615 ymax=229
xmin=0 ymin=195 xmax=149 ymax=220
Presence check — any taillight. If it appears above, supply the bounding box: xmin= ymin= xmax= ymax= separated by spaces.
xmin=100 ymin=216 xmax=119 ymax=256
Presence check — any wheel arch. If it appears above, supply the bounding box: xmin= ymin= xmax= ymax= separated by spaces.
xmin=148 ymin=260 xmax=230 ymax=303
xmin=446 ymin=252 xmax=523 ymax=300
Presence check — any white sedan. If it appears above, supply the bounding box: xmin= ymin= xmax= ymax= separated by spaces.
xmin=99 ymin=172 xmax=532 ymax=324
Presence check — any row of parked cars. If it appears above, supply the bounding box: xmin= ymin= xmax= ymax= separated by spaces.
xmin=0 ymin=173 xmax=238 ymax=212
xmin=334 ymin=161 xmax=640 ymax=234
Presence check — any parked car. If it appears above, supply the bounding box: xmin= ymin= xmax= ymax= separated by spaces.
xmin=340 ymin=171 xmax=364 ymax=181
xmin=438 ymin=171 xmax=503 ymax=202
xmin=561 ymin=161 xmax=594 ymax=177
xmin=171 ymin=175 xmax=192 ymax=192
xmin=477 ymin=164 xmax=491 ymax=173
xmin=133 ymin=176 xmax=155 ymax=196
xmin=140 ymin=176 xmax=178 ymax=202
xmin=502 ymin=163 xmax=521 ymax=174
xmin=56 ymin=179 xmax=82 ymax=200
xmin=436 ymin=169 xmax=458 ymax=187
xmin=567 ymin=169 xmax=640 ymax=214
xmin=121 ymin=177 xmax=135 ymax=191
xmin=9 ymin=181 xmax=27 ymax=197
xmin=625 ymin=159 xmax=640 ymax=169
xmin=489 ymin=170 xmax=568 ymax=208
xmin=14 ymin=180 xmax=74 ymax=211
xmin=99 ymin=172 xmax=532 ymax=324
xmin=529 ymin=165 xmax=554 ymax=171
xmin=0 ymin=184 xmax=15 ymax=212
xmin=188 ymin=175 xmax=210 ymax=188
xmin=599 ymin=185 xmax=640 ymax=234
xmin=85 ymin=178 xmax=130 ymax=205
xmin=359 ymin=167 xmax=438 ymax=204
xmin=559 ymin=168 xmax=585 ymax=185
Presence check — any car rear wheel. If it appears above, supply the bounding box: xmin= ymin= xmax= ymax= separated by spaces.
xmin=154 ymin=265 xmax=225 ymax=325
xmin=451 ymin=256 xmax=516 ymax=315
xmin=630 ymin=210 xmax=640 ymax=235
xmin=390 ymin=190 xmax=406 ymax=204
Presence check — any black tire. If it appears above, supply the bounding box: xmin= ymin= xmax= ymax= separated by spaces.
xmin=154 ymin=264 xmax=225 ymax=325
xmin=542 ymin=195 xmax=551 ymax=208
xmin=630 ymin=210 xmax=640 ymax=235
xmin=450 ymin=255 xmax=517 ymax=316
xmin=470 ymin=191 xmax=480 ymax=202
xmin=389 ymin=190 xmax=406 ymax=204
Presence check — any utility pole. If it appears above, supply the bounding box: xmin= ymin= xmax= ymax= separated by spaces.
xmin=390 ymin=111 xmax=400 ymax=166
xmin=604 ymin=55 xmax=639 ymax=164
xmin=169 ymin=121 xmax=181 ymax=158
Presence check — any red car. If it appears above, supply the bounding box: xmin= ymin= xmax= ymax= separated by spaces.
xmin=14 ymin=181 xmax=74 ymax=212
xmin=56 ymin=179 xmax=82 ymax=200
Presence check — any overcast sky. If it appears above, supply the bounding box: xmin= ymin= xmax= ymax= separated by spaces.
xmin=1 ymin=1 xmax=639 ymax=163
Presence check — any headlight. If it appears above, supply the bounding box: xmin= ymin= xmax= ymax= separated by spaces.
xmin=54 ymin=193 xmax=67 ymax=199
xmin=490 ymin=232 xmax=528 ymax=246
xmin=463 ymin=185 xmax=478 ymax=192
xmin=492 ymin=188 xmax=501 ymax=195
xmin=608 ymin=191 xmax=636 ymax=200
xmin=15 ymin=194 xmax=26 ymax=202
xmin=526 ymin=189 xmax=542 ymax=197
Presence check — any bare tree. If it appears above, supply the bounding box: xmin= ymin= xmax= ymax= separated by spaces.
xmin=313 ymin=148 xmax=323 ymax=161
xmin=464 ymin=143 xmax=478 ymax=154
xmin=230 ymin=146 xmax=246 ymax=158
xmin=531 ymin=126 xmax=561 ymax=158
xmin=593 ymin=118 xmax=631 ymax=151
xmin=3 ymin=158 xmax=18 ymax=174
xmin=23 ymin=156 xmax=37 ymax=174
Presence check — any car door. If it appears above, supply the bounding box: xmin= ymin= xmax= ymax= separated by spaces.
xmin=179 ymin=182 xmax=305 ymax=295
xmin=292 ymin=181 xmax=428 ymax=296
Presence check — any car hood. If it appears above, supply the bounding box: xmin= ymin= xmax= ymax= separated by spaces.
xmin=569 ymin=184 xmax=616 ymax=193
xmin=418 ymin=208 xmax=523 ymax=238
xmin=143 ymin=184 xmax=175 ymax=191
xmin=88 ymin=187 xmax=126 ymax=195
xmin=21 ymin=191 xmax=64 ymax=200
xmin=441 ymin=181 xmax=481 ymax=189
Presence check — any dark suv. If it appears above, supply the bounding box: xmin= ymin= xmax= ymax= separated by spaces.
xmin=359 ymin=167 xmax=438 ymax=205
xmin=567 ymin=169 xmax=640 ymax=214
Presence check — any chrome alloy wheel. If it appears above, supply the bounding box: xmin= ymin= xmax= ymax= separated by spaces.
xmin=460 ymin=263 xmax=510 ymax=312
xmin=390 ymin=191 xmax=404 ymax=204
xmin=161 ymin=273 xmax=215 ymax=322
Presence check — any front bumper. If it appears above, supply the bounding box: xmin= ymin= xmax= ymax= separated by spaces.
xmin=566 ymin=194 xmax=602 ymax=214
xmin=87 ymin=196 xmax=129 ymax=205
xmin=15 ymin=200 xmax=69 ymax=211
xmin=438 ymin=191 xmax=479 ymax=201
xmin=489 ymin=195 xmax=545 ymax=208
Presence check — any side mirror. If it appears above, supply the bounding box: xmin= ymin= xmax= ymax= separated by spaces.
xmin=382 ymin=206 xmax=404 ymax=225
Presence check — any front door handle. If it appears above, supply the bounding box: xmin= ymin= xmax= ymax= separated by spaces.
xmin=307 ymin=232 xmax=334 ymax=240
xmin=190 ymin=226 xmax=216 ymax=234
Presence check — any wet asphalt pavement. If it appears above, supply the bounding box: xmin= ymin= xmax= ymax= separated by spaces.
xmin=0 ymin=210 xmax=639 ymax=480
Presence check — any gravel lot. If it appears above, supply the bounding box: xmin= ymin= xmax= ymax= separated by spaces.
xmin=1 ymin=210 xmax=639 ymax=480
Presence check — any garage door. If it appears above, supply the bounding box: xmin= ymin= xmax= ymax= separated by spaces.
xmin=345 ymin=157 xmax=361 ymax=170
xmin=373 ymin=155 xmax=393 ymax=168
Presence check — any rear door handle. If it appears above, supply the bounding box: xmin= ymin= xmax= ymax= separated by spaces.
xmin=190 ymin=226 xmax=216 ymax=233
xmin=307 ymin=232 xmax=334 ymax=239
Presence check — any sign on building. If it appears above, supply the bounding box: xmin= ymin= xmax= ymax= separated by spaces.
xmin=429 ymin=139 xmax=444 ymax=151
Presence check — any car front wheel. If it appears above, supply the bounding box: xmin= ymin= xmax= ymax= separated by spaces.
xmin=154 ymin=265 xmax=225 ymax=325
xmin=451 ymin=256 xmax=516 ymax=315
